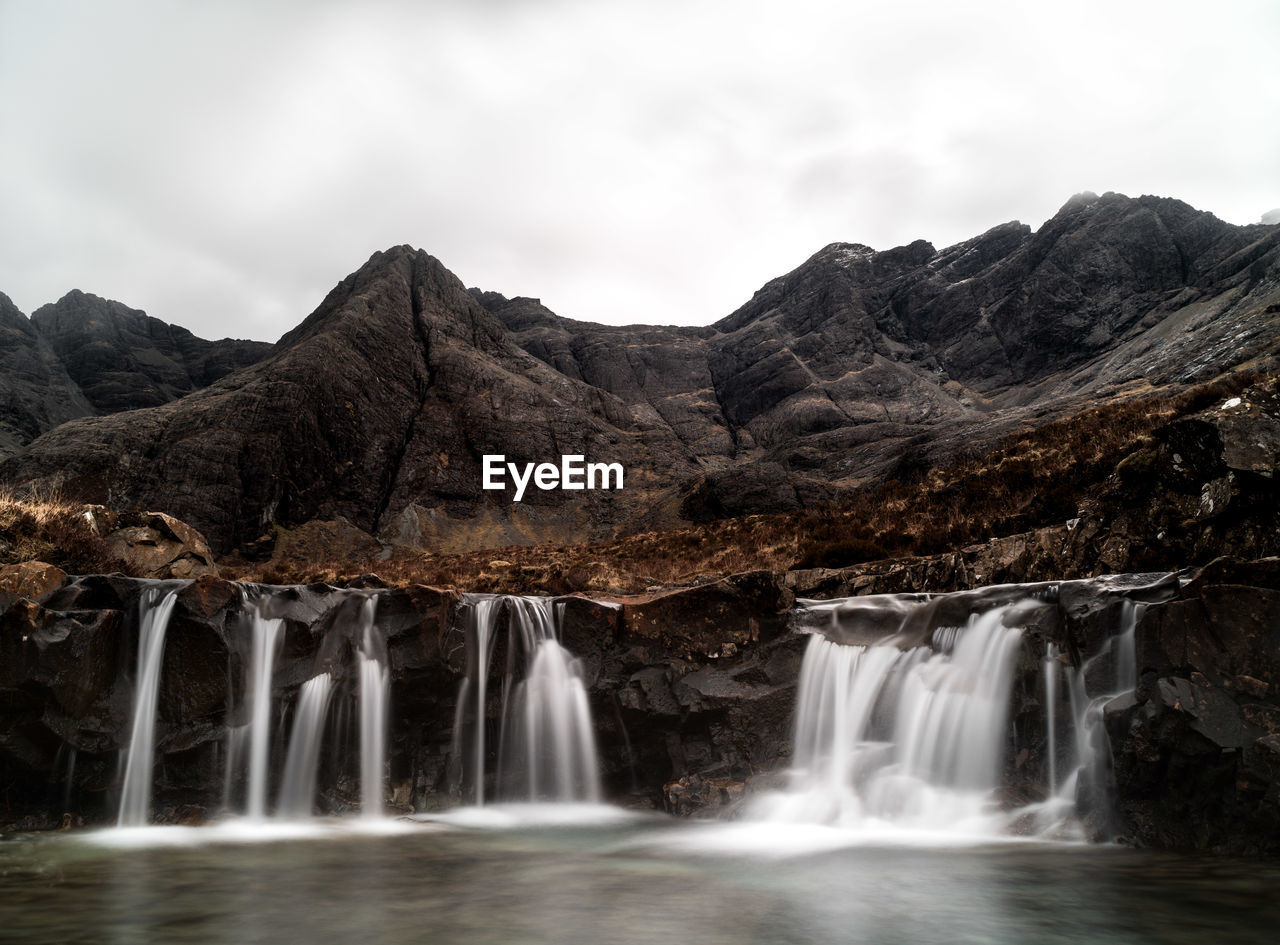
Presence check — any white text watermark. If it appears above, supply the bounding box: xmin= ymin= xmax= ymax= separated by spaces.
xmin=482 ymin=454 xmax=624 ymax=502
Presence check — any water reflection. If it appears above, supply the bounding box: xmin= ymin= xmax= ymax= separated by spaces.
xmin=3 ymin=820 xmax=1278 ymax=945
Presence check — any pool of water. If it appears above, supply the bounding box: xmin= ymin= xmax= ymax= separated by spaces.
xmin=3 ymin=809 xmax=1277 ymax=945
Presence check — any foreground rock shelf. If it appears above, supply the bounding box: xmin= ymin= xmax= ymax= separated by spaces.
xmin=2 ymin=558 xmax=1278 ymax=854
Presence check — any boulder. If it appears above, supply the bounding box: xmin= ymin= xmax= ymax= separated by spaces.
xmin=0 ymin=561 xmax=69 ymax=612
xmin=100 ymin=510 xmax=217 ymax=579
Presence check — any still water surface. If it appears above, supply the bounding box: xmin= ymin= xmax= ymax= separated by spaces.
xmin=2 ymin=809 xmax=1277 ymax=945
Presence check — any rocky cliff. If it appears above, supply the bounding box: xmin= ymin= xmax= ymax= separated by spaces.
xmin=30 ymin=291 xmax=272 ymax=414
xmin=0 ymin=291 xmax=271 ymax=457
xmin=0 ymin=292 xmax=92 ymax=457
xmin=3 ymin=192 xmax=1278 ymax=553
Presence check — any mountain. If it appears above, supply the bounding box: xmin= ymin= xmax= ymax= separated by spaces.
xmin=2 ymin=192 xmax=1278 ymax=555
xmin=491 ymin=192 xmax=1280 ymax=513
xmin=0 ymin=292 xmax=273 ymax=458
xmin=0 ymin=292 xmax=93 ymax=457
xmin=31 ymin=291 xmax=272 ymax=414
xmin=0 ymin=250 xmax=706 ymax=553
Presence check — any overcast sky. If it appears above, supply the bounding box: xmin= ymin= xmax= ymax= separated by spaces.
xmin=2 ymin=0 xmax=1277 ymax=341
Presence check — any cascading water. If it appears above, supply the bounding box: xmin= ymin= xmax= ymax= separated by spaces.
xmin=760 ymin=582 xmax=1160 ymax=840
xmin=755 ymin=601 xmax=1027 ymax=833
xmin=356 ymin=596 xmax=388 ymax=818
xmin=509 ymin=638 xmax=601 ymax=802
xmin=452 ymin=595 xmax=602 ymax=805
xmin=1035 ymin=598 xmax=1147 ymax=836
xmin=1044 ymin=642 xmax=1060 ymax=794
xmin=245 ymin=610 xmax=284 ymax=820
xmin=117 ymin=587 xmax=181 ymax=826
xmin=452 ymin=596 xmax=501 ymax=805
xmin=277 ymin=674 xmax=335 ymax=819
xmin=219 ymin=589 xmax=389 ymax=821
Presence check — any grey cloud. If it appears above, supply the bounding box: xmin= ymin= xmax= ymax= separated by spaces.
xmin=1 ymin=0 xmax=1277 ymax=341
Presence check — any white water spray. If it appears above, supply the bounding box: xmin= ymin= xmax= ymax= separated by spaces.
xmin=246 ymin=611 xmax=284 ymax=820
xmin=277 ymin=674 xmax=335 ymax=819
xmin=117 ymin=587 xmax=180 ymax=826
xmin=358 ymin=595 xmax=387 ymax=818
xmin=453 ymin=595 xmax=602 ymax=805
xmin=756 ymin=603 xmax=1026 ymax=833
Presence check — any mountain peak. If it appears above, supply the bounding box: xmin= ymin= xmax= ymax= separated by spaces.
xmin=1058 ymin=190 xmax=1101 ymax=213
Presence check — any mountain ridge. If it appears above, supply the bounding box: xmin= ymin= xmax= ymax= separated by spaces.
xmin=3 ymin=191 xmax=1278 ymax=555
xmin=0 ymin=290 xmax=273 ymax=457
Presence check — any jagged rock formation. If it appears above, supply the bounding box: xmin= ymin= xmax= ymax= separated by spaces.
xmin=1 ymin=251 xmax=705 ymax=553
xmin=494 ymin=192 xmax=1280 ymax=498
xmin=0 ymin=291 xmax=271 ymax=457
xmin=3 ymin=192 xmax=1279 ymax=553
xmin=0 ymin=292 xmax=93 ymax=456
xmin=31 ymin=291 xmax=271 ymax=414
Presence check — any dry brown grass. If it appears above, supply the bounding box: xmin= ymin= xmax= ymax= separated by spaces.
xmin=0 ymin=487 xmax=135 ymax=575
xmin=219 ymin=370 xmax=1273 ymax=595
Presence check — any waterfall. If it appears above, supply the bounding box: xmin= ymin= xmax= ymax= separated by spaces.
xmin=765 ymin=585 xmax=1157 ymax=839
xmin=1044 ymin=643 xmax=1059 ymax=794
xmin=276 ymin=674 xmax=335 ymax=819
xmin=757 ymin=601 xmax=1026 ymax=832
xmin=356 ymin=596 xmax=388 ymax=818
xmin=1047 ymin=599 xmax=1147 ymax=830
xmin=117 ymin=587 xmax=181 ymax=827
xmin=221 ymin=590 xmax=388 ymax=820
xmin=245 ymin=610 xmax=284 ymax=820
xmin=452 ymin=596 xmax=501 ymax=805
xmin=453 ymin=595 xmax=602 ymax=805
xmin=512 ymin=639 xmax=601 ymax=802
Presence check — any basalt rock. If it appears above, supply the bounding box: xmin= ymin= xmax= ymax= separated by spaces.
xmin=0 ymin=291 xmax=271 ymax=460
xmin=30 ymin=290 xmax=271 ymax=415
xmin=4 ymin=194 xmax=1279 ymax=553
xmin=0 ymin=292 xmax=92 ymax=456
xmin=1107 ymin=566 xmax=1280 ymax=853
xmin=0 ymin=561 xmax=68 ymax=612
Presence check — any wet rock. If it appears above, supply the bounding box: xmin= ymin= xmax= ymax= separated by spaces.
xmin=177 ymin=573 xmax=238 ymax=618
xmin=663 ymin=773 xmax=747 ymax=817
xmin=1107 ymin=570 xmax=1280 ymax=853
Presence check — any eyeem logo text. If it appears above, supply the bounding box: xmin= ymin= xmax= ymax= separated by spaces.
xmin=482 ymin=454 xmax=624 ymax=502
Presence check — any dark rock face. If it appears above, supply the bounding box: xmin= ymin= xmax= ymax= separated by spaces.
xmin=1108 ymin=562 xmax=1280 ymax=853
xmin=1091 ymin=375 xmax=1280 ymax=571
xmin=4 ymin=193 xmax=1279 ymax=552
xmin=0 ymin=290 xmax=272 ymax=459
xmin=0 ymin=292 xmax=93 ymax=456
xmin=30 ymin=291 xmax=272 ymax=414
xmin=2 ymin=249 xmax=707 ymax=554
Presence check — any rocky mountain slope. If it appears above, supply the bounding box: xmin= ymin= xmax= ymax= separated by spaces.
xmin=2 ymin=192 xmax=1278 ymax=555
xmin=30 ymin=290 xmax=272 ymax=414
xmin=0 ymin=292 xmax=92 ymax=457
xmin=0 ymin=291 xmax=271 ymax=456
